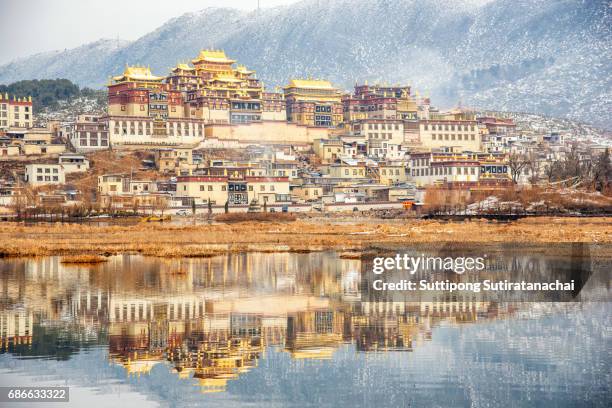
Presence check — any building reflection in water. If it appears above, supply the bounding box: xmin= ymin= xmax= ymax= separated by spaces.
xmin=0 ymin=251 xmax=607 ymax=394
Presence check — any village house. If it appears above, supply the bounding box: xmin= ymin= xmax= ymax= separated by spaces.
xmin=21 ymin=143 xmax=66 ymax=156
xmin=96 ymin=173 xmax=166 ymax=210
xmin=292 ymin=184 xmax=323 ymax=202
xmin=97 ymin=174 xmax=158 ymax=196
xmin=477 ymin=116 xmax=517 ymax=136
xmin=25 ymin=163 xmax=66 ymax=186
xmin=128 ymin=179 xmax=158 ymax=194
xmin=0 ymin=138 xmax=19 ymax=157
xmin=418 ymin=119 xmax=481 ymax=152
xmin=246 ymin=176 xmax=291 ymax=205
xmin=66 ymin=115 xmax=109 ymax=152
xmin=333 ymin=183 xmax=390 ymax=202
xmin=174 ymin=175 xmax=290 ymax=206
xmin=332 ymin=191 xmax=366 ymax=204
xmin=0 ymin=182 xmax=24 ymax=206
xmin=58 ymin=153 xmax=90 ymax=173
xmin=35 ymin=189 xmax=82 ymax=207
xmin=97 ymin=174 xmax=128 ymax=195
xmin=341 ymin=141 xmax=362 ymax=158
xmin=313 ymin=138 xmax=344 ymax=163
xmin=195 ymin=164 xmax=267 ymax=179
xmin=155 ymin=146 xmax=198 ymax=175
xmin=388 ymin=183 xmax=416 ymax=202
xmin=410 ymin=152 xmax=480 ymax=187
xmin=342 ymin=83 xmax=415 ymax=122
xmin=324 ymin=159 xmax=369 ymax=179
xmin=5 ymin=127 xmax=66 ymax=156
xmin=99 ymin=191 xmax=171 ymax=211
xmin=175 ymin=176 xmax=229 ymax=205
xmin=0 ymin=94 xmax=33 ymax=130
xmin=350 ymin=119 xmax=405 ymax=159
xmin=410 ymin=151 xmax=509 ymax=187
xmin=377 ymin=162 xmax=408 ymax=185
xmin=265 ymin=160 xmax=299 ymax=180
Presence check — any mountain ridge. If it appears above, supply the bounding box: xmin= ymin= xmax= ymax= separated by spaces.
xmin=0 ymin=0 xmax=609 ymax=128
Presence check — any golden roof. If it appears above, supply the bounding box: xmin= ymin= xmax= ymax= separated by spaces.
xmin=113 ymin=65 xmax=164 ymax=82
xmin=173 ymin=63 xmax=195 ymax=71
xmin=212 ymin=73 xmax=243 ymax=83
xmin=286 ymin=79 xmax=336 ymax=90
xmin=398 ymin=97 xmax=418 ymax=111
xmin=236 ymin=65 xmax=254 ymax=74
xmin=192 ymin=49 xmax=236 ymax=64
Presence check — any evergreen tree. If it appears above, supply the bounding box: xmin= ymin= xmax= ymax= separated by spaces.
xmin=0 ymin=78 xmax=104 ymax=111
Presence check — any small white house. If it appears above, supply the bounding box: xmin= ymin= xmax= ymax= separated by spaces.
xmin=58 ymin=153 xmax=89 ymax=173
xmin=25 ymin=164 xmax=66 ymax=186
xmin=334 ymin=192 xmax=365 ymax=203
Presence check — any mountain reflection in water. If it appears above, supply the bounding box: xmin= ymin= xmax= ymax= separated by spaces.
xmin=0 ymin=253 xmax=609 ymax=407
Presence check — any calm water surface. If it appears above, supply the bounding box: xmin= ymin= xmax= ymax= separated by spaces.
xmin=0 ymin=252 xmax=609 ymax=407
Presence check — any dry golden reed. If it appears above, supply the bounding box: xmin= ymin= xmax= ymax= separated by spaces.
xmin=0 ymin=217 xmax=609 ymax=258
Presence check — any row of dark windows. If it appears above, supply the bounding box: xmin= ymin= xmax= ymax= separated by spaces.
xmin=315 ymin=105 xmax=332 ymax=113
xmin=232 ymin=102 xmax=261 ymax=110
xmin=149 ymin=93 xmax=168 ymax=101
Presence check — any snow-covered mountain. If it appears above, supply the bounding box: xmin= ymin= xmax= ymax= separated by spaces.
xmin=0 ymin=39 xmax=130 ymax=87
xmin=0 ymin=0 xmax=610 ymax=128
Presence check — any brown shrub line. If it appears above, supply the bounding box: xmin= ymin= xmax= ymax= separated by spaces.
xmin=214 ymin=213 xmax=297 ymax=222
xmin=60 ymin=255 xmax=108 ymax=264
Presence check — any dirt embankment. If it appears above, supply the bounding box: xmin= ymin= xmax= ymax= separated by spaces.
xmin=0 ymin=217 xmax=610 ymax=258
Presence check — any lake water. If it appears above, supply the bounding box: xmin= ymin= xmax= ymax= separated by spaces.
xmin=0 ymin=252 xmax=609 ymax=407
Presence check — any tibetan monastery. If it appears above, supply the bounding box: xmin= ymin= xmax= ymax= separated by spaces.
xmin=168 ymin=50 xmax=280 ymax=124
xmin=103 ymin=50 xmax=333 ymax=146
xmin=283 ymin=79 xmax=343 ymax=127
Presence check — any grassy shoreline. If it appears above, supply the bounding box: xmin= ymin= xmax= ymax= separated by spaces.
xmin=0 ymin=217 xmax=610 ymax=258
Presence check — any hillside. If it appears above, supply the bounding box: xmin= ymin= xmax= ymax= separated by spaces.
xmin=0 ymin=78 xmax=105 ymax=111
xmin=0 ymin=0 xmax=609 ymax=128
xmin=0 ymin=39 xmax=130 ymax=88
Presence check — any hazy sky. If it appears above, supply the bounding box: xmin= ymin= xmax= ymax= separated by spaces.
xmin=0 ymin=0 xmax=299 ymax=64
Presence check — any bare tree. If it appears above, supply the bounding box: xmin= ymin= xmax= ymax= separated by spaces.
xmin=10 ymin=191 xmax=27 ymax=219
xmin=507 ymin=153 xmax=529 ymax=184
xmin=105 ymin=195 xmax=114 ymax=216
xmin=12 ymin=186 xmax=37 ymax=219
xmin=560 ymin=144 xmax=583 ymax=181
xmin=132 ymin=199 xmax=140 ymax=216
xmin=158 ymin=196 xmax=169 ymax=217
xmin=526 ymin=153 xmax=541 ymax=186
xmin=544 ymin=160 xmax=562 ymax=183
xmin=81 ymin=188 xmax=95 ymax=217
